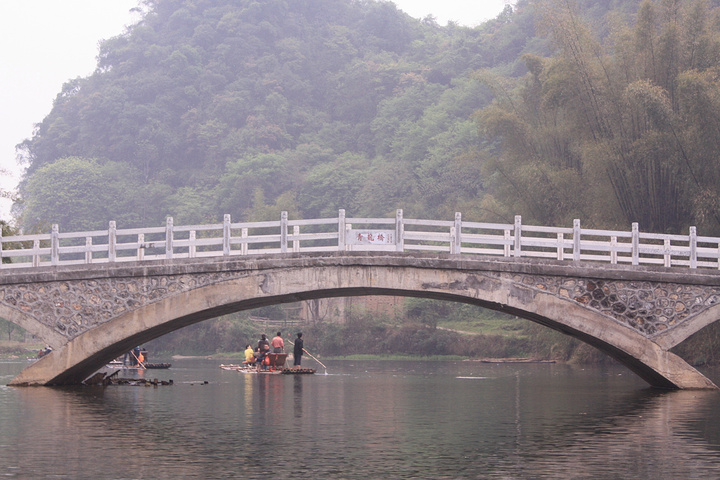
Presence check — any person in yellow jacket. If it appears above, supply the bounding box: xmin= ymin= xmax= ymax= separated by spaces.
xmin=244 ymin=344 xmax=255 ymax=364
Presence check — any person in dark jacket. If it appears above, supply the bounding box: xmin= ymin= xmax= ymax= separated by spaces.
xmin=293 ymin=332 xmax=304 ymax=368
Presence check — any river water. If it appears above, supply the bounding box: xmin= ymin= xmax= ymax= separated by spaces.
xmin=1 ymin=358 xmax=720 ymax=479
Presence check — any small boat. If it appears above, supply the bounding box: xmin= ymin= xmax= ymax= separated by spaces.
xmin=107 ymin=362 xmax=172 ymax=370
xmin=107 ymin=349 xmax=171 ymax=369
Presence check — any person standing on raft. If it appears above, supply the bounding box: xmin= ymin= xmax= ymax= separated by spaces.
xmin=271 ymin=331 xmax=284 ymax=353
xmin=293 ymin=332 xmax=304 ymax=368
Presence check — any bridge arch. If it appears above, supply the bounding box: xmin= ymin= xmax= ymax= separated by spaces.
xmin=0 ymin=304 xmax=67 ymax=348
xmin=8 ymin=256 xmax=716 ymax=389
xmin=654 ymin=304 xmax=720 ymax=351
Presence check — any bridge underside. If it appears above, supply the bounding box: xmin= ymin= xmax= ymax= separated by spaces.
xmin=4 ymin=255 xmax=718 ymax=389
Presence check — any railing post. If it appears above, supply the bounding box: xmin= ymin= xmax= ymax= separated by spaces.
xmin=166 ymin=217 xmax=174 ymax=259
xmin=557 ymin=233 xmax=564 ymax=260
xmin=32 ymin=239 xmax=39 ymax=267
xmin=280 ymin=211 xmax=288 ymax=253
xmin=293 ymin=226 xmax=300 ymax=253
xmin=85 ymin=237 xmax=92 ymax=264
xmin=108 ymin=221 xmax=116 ymax=262
xmin=189 ymin=231 xmax=196 ymax=258
xmin=631 ymin=222 xmax=639 ymax=266
xmin=223 ymin=214 xmax=231 ymax=256
xmin=241 ymin=228 xmax=248 ymax=255
xmin=452 ymin=212 xmax=462 ymax=255
xmin=573 ymin=219 xmax=581 ymax=261
xmin=663 ymin=238 xmax=671 ymax=268
xmin=0 ymin=226 xmax=4 ymax=266
xmin=513 ymin=215 xmax=522 ymax=258
xmin=338 ymin=209 xmax=346 ymax=251
xmin=137 ymin=233 xmax=144 ymax=261
xmin=51 ymin=224 xmax=59 ymax=266
xmin=395 ymin=209 xmax=404 ymax=252
xmin=690 ymin=226 xmax=697 ymax=269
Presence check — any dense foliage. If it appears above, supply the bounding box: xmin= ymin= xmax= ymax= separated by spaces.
xmin=16 ymin=0 xmax=720 ymax=234
xmin=15 ymin=0 xmax=536 ymax=230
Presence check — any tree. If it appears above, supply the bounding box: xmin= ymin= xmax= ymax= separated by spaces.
xmin=296 ymin=152 xmax=371 ymax=218
xmin=12 ymin=0 xmax=551 ymax=232
xmin=20 ymin=157 xmax=146 ymax=231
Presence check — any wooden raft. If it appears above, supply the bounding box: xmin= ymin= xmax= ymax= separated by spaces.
xmin=281 ymin=368 xmax=315 ymax=374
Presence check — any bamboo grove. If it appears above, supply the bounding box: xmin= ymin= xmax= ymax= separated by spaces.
xmin=477 ymin=0 xmax=720 ymax=234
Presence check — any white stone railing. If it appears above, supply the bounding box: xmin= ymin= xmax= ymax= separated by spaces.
xmin=1 ymin=209 xmax=719 ymax=270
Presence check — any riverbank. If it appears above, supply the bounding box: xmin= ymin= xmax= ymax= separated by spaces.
xmin=0 ymin=341 xmax=44 ymax=359
xmin=324 ymin=354 xmax=467 ymax=362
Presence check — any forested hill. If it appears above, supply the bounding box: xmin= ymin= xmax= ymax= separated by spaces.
xmin=16 ymin=0 xmax=720 ymax=238
xmin=15 ymin=0 xmax=523 ymax=231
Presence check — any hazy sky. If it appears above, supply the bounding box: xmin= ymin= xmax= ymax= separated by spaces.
xmin=394 ymin=0 xmax=512 ymax=26
xmin=0 ymin=0 xmax=510 ymax=220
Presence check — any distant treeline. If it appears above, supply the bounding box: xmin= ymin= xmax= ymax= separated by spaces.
xmin=144 ymin=307 xmax=720 ymax=366
xmin=142 ymin=306 xmax=621 ymax=365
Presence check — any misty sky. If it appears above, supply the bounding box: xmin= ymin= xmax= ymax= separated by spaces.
xmin=0 ymin=0 xmax=510 ymax=220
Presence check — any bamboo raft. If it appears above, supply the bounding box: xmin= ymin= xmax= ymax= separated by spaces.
xmin=471 ymin=358 xmax=557 ymax=364
xmin=220 ymin=364 xmax=315 ymax=375
xmin=281 ymin=368 xmax=316 ymax=374
xmin=83 ymin=370 xmax=173 ymax=386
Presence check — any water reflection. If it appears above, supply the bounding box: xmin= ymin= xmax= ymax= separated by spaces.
xmin=507 ymin=389 xmax=720 ymax=479
xmin=293 ymin=375 xmax=303 ymax=418
xmin=0 ymin=360 xmax=719 ymax=479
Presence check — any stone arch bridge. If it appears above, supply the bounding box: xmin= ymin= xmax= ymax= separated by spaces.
xmin=2 ymin=252 xmax=720 ymax=389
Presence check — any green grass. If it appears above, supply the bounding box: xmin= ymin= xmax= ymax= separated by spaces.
xmin=203 ymin=351 xmax=247 ymax=359
xmin=328 ymin=354 xmax=468 ymax=362
xmin=436 ymin=317 xmax=531 ymax=338
xmin=0 ymin=341 xmax=44 ymax=359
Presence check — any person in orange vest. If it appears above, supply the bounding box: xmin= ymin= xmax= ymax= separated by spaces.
xmin=256 ymin=334 xmax=270 ymax=371
xmin=131 ymin=346 xmax=142 ymax=366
